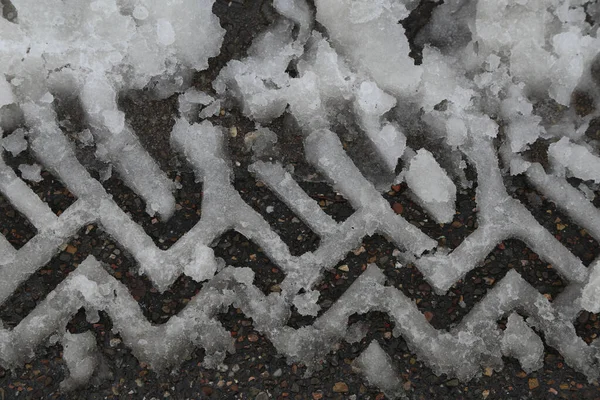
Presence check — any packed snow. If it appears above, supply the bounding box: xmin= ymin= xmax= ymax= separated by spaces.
xmin=1 ymin=0 xmax=600 ymax=397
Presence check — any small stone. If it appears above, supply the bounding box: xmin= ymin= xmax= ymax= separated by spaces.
xmin=483 ymin=367 xmax=493 ymax=377
xmin=270 ymin=284 xmax=281 ymax=292
xmin=338 ymin=265 xmax=349 ymax=272
xmin=333 ymin=382 xmax=349 ymax=393
xmin=230 ymin=126 xmax=238 ymax=137
xmin=445 ymin=378 xmax=459 ymax=387
xmin=255 ymin=392 xmax=269 ymax=400
xmin=424 ymin=311 xmax=434 ymax=322
xmin=353 ymin=246 xmax=366 ymax=255
xmin=312 ymin=392 xmax=323 ymax=400
xmin=66 ymin=245 xmax=77 ymax=254
xmin=248 ymin=333 xmax=259 ymax=342
xmin=273 ymin=368 xmax=282 ymax=377
xmin=482 ymin=389 xmax=490 ymax=399
xmin=392 ymin=203 xmax=404 ymax=214
xmin=529 ymin=378 xmax=539 ymax=390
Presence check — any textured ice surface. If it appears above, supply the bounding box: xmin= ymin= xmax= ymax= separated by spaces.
xmin=405 ymin=149 xmax=456 ymax=223
xmin=2 ymin=0 xmax=600 ymax=397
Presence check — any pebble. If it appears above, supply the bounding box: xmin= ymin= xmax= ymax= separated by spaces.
xmin=255 ymin=392 xmax=269 ymax=400
xmin=333 ymin=382 xmax=349 ymax=393
xmin=445 ymin=378 xmax=459 ymax=387
xmin=392 ymin=203 xmax=404 ymax=214
xmin=528 ymin=378 xmax=539 ymax=390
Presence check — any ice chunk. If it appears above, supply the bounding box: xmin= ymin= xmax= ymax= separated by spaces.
xmin=353 ymin=341 xmax=404 ymax=399
xmin=581 ymin=261 xmax=600 ymax=313
xmin=292 ymin=290 xmax=320 ymax=316
xmin=354 ymin=81 xmax=406 ymax=171
xmin=501 ymin=84 xmax=544 ymax=152
xmin=183 ymin=246 xmax=218 ymax=282
xmin=500 ymin=313 xmax=543 ymax=373
xmin=60 ymin=332 xmax=102 ymax=391
xmin=356 ymin=81 xmax=396 ymax=116
xmin=314 ymin=0 xmax=421 ymax=96
xmin=419 ymin=47 xmax=474 ymax=112
xmin=1 ymin=128 xmax=28 ymax=156
xmin=214 ymin=21 xmax=297 ymax=122
xmin=199 ymin=99 xmax=221 ymax=119
xmin=548 ymin=138 xmax=600 ymax=183
xmin=18 ymin=163 xmax=43 ymax=183
xmin=405 ymin=149 xmax=456 ymax=223
xmin=273 ymin=0 xmax=312 ymax=43
xmin=445 ymin=117 xmax=467 ymax=147
xmin=101 ymin=110 xmax=125 ymax=135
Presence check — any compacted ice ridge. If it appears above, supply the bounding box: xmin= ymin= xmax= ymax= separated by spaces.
xmin=2 ymin=0 xmax=600 ymax=398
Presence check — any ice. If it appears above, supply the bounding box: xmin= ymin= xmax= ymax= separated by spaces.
xmin=61 ymin=332 xmax=103 ymax=391
xmin=314 ymin=0 xmax=421 ymax=95
xmin=244 ymin=128 xmax=278 ymax=159
xmin=500 ymin=313 xmax=544 ymax=373
xmin=1 ymin=128 xmax=28 ymax=156
xmin=18 ymin=163 xmax=43 ymax=182
xmin=354 ymin=81 xmax=407 ymax=171
xmin=214 ymin=20 xmax=299 ymax=123
xmin=0 ymin=76 xmax=15 ymax=107
xmin=292 ymin=290 xmax=321 ymax=317
xmin=183 ymin=245 xmax=218 ymax=283
xmin=405 ymin=149 xmax=456 ymax=223
xmin=156 ymin=19 xmax=176 ymax=46
xmin=273 ymin=0 xmax=312 ymax=43
xmin=548 ymin=137 xmax=600 ymax=183
xmin=353 ymin=341 xmax=404 ymax=399
xmin=582 ymin=261 xmax=600 ymax=313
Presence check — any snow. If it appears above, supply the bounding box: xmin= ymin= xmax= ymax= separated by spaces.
xmin=2 ymin=0 xmax=600 ymax=396
xmin=405 ymin=149 xmax=457 ymax=223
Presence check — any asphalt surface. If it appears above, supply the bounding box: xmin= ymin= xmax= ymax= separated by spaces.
xmin=2 ymin=0 xmax=600 ymax=399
